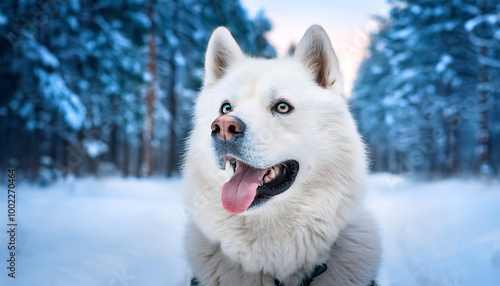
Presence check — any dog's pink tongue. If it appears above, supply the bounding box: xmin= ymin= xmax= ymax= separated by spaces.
xmin=222 ymin=161 xmax=267 ymax=214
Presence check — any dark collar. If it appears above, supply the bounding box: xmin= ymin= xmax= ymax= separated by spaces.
xmin=190 ymin=264 xmax=327 ymax=286
xmin=191 ymin=264 xmax=377 ymax=286
xmin=274 ymin=263 xmax=328 ymax=286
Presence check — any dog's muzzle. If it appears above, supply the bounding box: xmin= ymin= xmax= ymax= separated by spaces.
xmin=209 ymin=116 xmax=300 ymax=214
xmin=211 ymin=115 xmax=247 ymax=169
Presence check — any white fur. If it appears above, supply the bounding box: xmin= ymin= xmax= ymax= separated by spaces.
xmin=183 ymin=25 xmax=381 ymax=285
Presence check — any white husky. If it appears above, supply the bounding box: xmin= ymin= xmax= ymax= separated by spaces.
xmin=183 ymin=25 xmax=381 ymax=286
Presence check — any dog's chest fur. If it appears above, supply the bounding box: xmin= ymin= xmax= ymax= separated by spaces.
xmin=205 ymin=203 xmax=334 ymax=279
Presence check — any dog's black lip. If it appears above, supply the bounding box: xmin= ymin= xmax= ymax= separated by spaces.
xmin=249 ymin=160 xmax=300 ymax=210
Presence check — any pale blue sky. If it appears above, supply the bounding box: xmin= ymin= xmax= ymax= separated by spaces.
xmin=241 ymin=0 xmax=389 ymax=94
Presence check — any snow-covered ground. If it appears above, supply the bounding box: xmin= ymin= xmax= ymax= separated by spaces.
xmin=0 ymin=177 xmax=190 ymax=286
xmin=366 ymin=175 xmax=500 ymax=286
xmin=0 ymin=175 xmax=499 ymax=286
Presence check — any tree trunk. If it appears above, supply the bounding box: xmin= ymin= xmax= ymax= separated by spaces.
xmin=110 ymin=123 xmax=118 ymax=167
xmin=445 ymin=120 xmax=460 ymax=176
xmin=475 ymin=0 xmax=492 ymax=175
xmin=142 ymin=0 xmax=157 ymax=176
xmin=123 ymin=136 xmax=130 ymax=177
xmin=166 ymin=0 xmax=179 ymax=177
xmin=136 ymin=132 xmax=144 ymax=177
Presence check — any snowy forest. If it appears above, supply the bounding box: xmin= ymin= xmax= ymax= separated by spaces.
xmin=0 ymin=0 xmax=275 ymax=181
xmin=351 ymin=0 xmax=500 ymax=177
xmin=0 ymin=0 xmax=499 ymax=181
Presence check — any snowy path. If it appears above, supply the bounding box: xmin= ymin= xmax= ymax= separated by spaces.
xmin=0 ymin=175 xmax=499 ymax=286
xmin=0 ymin=178 xmax=190 ymax=286
xmin=367 ymin=175 xmax=500 ymax=286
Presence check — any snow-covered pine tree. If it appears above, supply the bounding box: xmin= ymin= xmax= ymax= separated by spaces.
xmin=351 ymin=0 xmax=499 ymax=177
xmin=465 ymin=0 xmax=499 ymax=176
xmin=0 ymin=1 xmax=86 ymax=181
xmin=72 ymin=0 xmax=150 ymax=176
xmin=351 ymin=17 xmax=393 ymax=171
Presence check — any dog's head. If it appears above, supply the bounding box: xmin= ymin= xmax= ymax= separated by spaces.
xmin=190 ymin=25 xmax=364 ymax=215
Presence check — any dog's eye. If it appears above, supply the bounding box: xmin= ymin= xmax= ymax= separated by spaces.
xmin=274 ymin=102 xmax=293 ymax=114
xmin=220 ymin=103 xmax=232 ymax=114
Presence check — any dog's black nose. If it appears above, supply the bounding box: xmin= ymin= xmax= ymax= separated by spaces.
xmin=211 ymin=115 xmax=245 ymax=143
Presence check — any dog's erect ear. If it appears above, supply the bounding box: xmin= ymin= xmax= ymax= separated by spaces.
xmin=204 ymin=27 xmax=244 ymax=87
xmin=294 ymin=25 xmax=343 ymax=91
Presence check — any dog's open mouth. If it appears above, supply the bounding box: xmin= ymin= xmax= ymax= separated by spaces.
xmin=221 ymin=157 xmax=299 ymax=214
